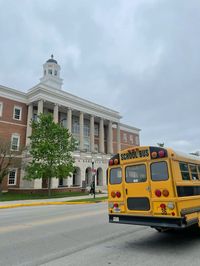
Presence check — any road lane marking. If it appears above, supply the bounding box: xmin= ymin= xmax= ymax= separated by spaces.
xmin=0 ymin=209 xmax=107 ymax=234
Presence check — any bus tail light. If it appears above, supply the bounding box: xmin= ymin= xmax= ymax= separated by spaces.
xmin=116 ymin=191 xmax=121 ymax=198
xmin=111 ymin=191 xmax=116 ymax=198
xmin=162 ymin=189 xmax=169 ymax=197
xmin=113 ymin=203 xmax=119 ymax=208
xmin=160 ymin=203 xmax=166 ymax=209
xmin=155 ymin=189 xmax=161 ymax=197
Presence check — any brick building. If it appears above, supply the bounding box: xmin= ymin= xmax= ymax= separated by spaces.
xmin=0 ymin=56 xmax=140 ymax=192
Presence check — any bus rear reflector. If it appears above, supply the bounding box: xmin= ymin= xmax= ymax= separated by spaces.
xmin=155 ymin=189 xmax=161 ymax=197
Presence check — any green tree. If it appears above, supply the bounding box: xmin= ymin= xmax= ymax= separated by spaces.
xmin=0 ymin=137 xmax=21 ymax=193
xmin=25 ymin=113 xmax=76 ymax=197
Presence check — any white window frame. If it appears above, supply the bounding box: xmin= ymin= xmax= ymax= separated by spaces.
xmin=13 ymin=106 xmax=22 ymax=120
xmin=0 ymin=102 xmax=3 ymax=117
xmin=11 ymin=134 xmax=20 ymax=151
xmin=8 ymin=169 xmax=17 ymax=185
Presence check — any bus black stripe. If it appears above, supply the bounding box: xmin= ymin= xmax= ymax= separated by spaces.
xmin=177 ymin=186 xmax=200 ymax=197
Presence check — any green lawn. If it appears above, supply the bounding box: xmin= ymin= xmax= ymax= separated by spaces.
xmin=0 ymin=191 xmax=89 ymax=202
xmin=67 ymin=196 xmax=108 ymax=203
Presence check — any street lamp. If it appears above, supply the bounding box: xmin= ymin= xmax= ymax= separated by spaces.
xmin=92 ymin=159 xmax=95 ymax=199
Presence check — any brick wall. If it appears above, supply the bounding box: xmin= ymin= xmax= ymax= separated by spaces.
xmin=0 ymin=96 xmax=27 ymax=191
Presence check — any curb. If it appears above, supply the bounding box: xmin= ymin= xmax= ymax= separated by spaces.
xmin=0 ymin=199 xmax=108 ymax=209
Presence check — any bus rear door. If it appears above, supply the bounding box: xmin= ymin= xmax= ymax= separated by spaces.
xmin=124 ymin=162 xmax=152 ymax=215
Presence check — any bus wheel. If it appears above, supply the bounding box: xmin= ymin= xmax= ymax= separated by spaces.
xmin=153 ymin=227 xmax=172 ymax=233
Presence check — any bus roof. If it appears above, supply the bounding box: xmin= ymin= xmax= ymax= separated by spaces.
xmin=113 ymin=146 xmax=200 ymax=165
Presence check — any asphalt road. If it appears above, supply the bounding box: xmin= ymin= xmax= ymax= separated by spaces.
xmin=0 ymin=203 xmax=200 ymax=266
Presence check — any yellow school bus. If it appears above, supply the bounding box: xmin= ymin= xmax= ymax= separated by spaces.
xmin=108 ymin=146 xmax=200 ymax=231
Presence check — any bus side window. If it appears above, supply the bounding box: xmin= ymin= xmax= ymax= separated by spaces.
xmin=150 ymin=161 xmax=168 ymax=181
xmin=189 ymin=164 xmax=199 ymax=180
xmin=198 ymin=165 xmax=200 ymax=180
xmin=110 ymin=167 xmax=122 ymax=184
xmin=179 ymin=162 xmax=190 ymax=180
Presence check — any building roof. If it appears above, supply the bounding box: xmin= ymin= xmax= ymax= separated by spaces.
xmin=46 ymin=54 xmax=57 ymax=64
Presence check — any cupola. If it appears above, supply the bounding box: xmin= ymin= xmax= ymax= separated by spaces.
xmin=40 ymin=55 xmax=63 ymax=90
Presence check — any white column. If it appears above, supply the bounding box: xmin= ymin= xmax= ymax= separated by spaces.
xmin=67 ymin=108 xmax=72 ymax=133
xmin=26 ymin=104 xmax=33 ymax=146
xmin=68 ymin=176 xmax=73 ymax=187
xmin=108 ymin=121 xmax=113 ymax=154
xmin=51 ymin=178 xmax=59 ymax=188
xmin=117 ymin=123 xmax=121 ymax=152
xmin=79 ymin=112 xmax=84 ymax=151
xmin=38 ymin=99 xmax=43 ymax=115
xmin=34 ymin=179 xmax=42 ymax=189
xmin=53 ymin=104 xmax=59 ymax=123
xmin=90 ymin=115 xmax=94 ymax=153
xmin=99 ymin=118 xmax=104 ymax=153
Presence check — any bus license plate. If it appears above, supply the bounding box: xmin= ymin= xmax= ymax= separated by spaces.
xmin=113 ymin=217 xmax=119 ymax=222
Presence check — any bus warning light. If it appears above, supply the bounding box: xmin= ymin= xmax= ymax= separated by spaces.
xmin=151 ymin=152 xmax=157 ymax=159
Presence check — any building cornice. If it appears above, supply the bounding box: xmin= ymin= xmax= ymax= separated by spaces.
xmin=27 ymin=84 xmax=122 ymax=122
xmin=120 ymin=122 xmax=141 ymax=134
xmin=0 ymin=85 xmax=27 ymax=103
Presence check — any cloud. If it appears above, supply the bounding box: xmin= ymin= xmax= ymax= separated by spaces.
xmin=0 ymin=0 xmax=200 ymax=152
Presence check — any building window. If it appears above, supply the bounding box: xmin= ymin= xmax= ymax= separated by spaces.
xmin=94 ymin=124 xmax=99 ymax=137
xmin=129 ymin=135 xmax=134 ymax=144
xmin=94 ymin=144 xmax=99 ymax=153
xmin=11 ymin=134 xmax=20 ymax=151
xmin=123 ymin=133 xmax=127 ymax=143
xmin=54 ymin=70 xmax=57 ymax=76
xmin=13 ymin=106 xmax=22 ymax=120
xmin=8 ymin=169 xmax=17 ymax=185
xmin=72 ymin=117 xmax=80 ymax=134
xmin=0 ymin=102 xmax=3 ymax=117
xmin=84 ymin=138 xmax=90 ymax=151
xmin=84 ymin=124 xmax=90 ymax=137
xmin=48 ymin=69 xmax=52 ymax=75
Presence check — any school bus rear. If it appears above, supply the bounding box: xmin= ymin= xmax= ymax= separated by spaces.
xmin=108 ymin=146 xmax=190 ymax=230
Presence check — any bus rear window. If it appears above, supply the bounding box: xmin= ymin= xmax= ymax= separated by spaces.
xmin=151 ymin=161 xmax=168 ymax=181
xmin=110 ymin=167 xmax=122 ymax=184
xmin=125 ymin=164 xmax=146 ymax=183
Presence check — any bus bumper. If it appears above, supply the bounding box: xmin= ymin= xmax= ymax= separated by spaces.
xmin=109 ymin=214 xmax=197 ymax=229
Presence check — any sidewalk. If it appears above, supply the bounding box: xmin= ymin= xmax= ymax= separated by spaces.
xmin=0 ymin=193 xmax=108 ymax=209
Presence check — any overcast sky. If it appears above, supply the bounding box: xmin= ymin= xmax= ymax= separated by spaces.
xmin=0 ymin=0 xmax=200 ymax=153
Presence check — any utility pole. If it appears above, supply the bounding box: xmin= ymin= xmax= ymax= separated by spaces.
xmin=92 ymin=159 xmax=95 ymax=199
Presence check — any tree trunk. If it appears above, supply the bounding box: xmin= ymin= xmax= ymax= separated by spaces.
xmin=48 ymin=178 xmax=51 ymax=197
